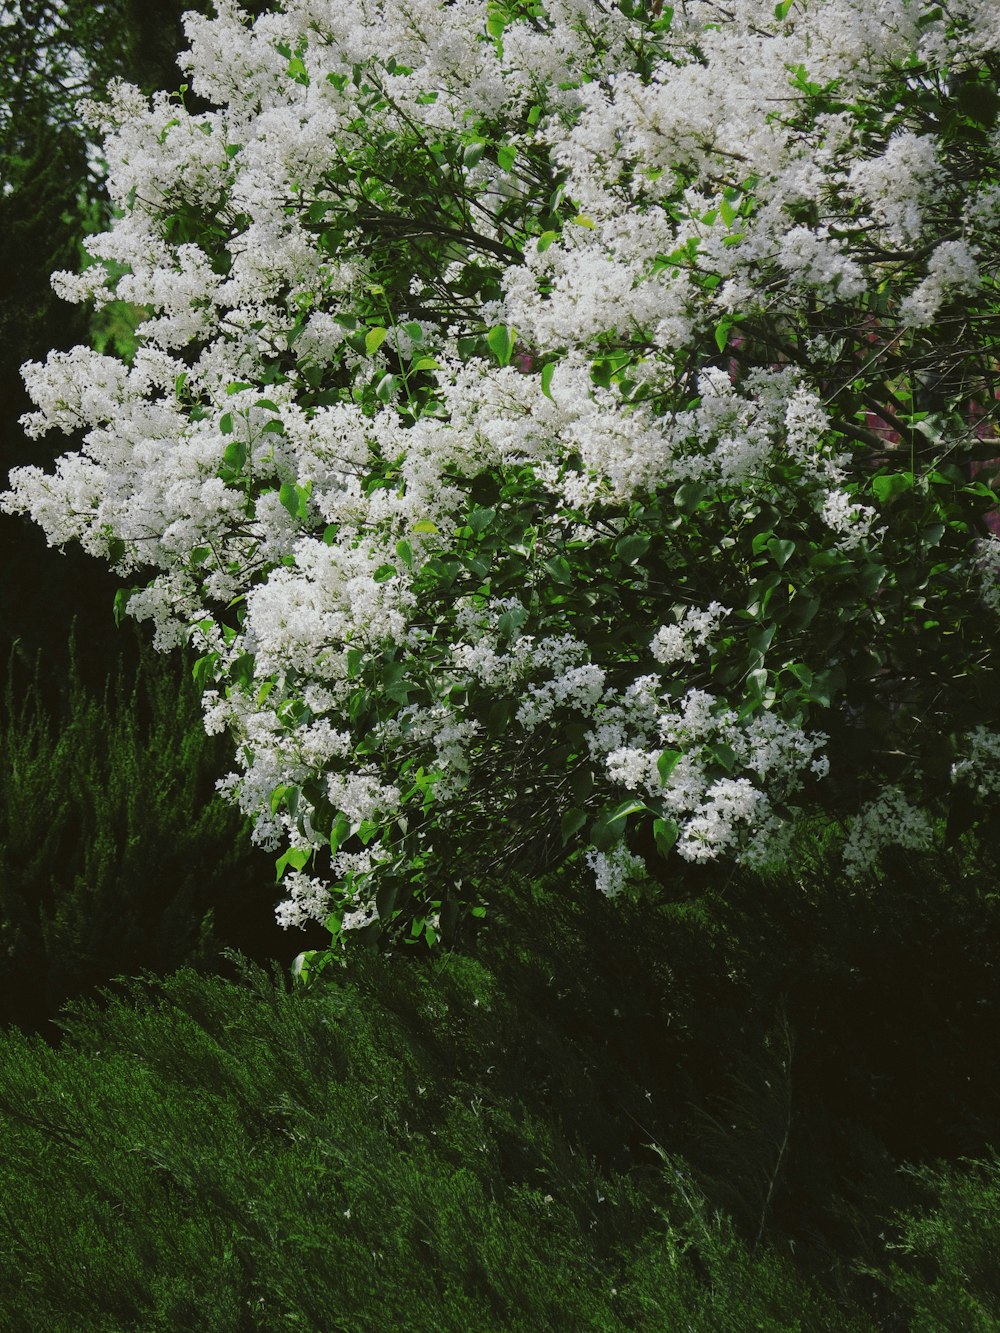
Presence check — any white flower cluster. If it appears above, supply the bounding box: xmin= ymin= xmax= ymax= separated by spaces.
xmin=4 ymin=0 xmax=997 ymax=924
xmin=899 ymin=240 xmax=981 ymax=328
xmin=976 ymin=536 xmax=1000 ymax=616
xmin=952 ymin=728 xmax=1000 ymax=801
xmin=587 ymin=680 xmax=828 ymax=867
xmin=651 ymin=603 xmax=729 ymax=667
xmin=841 ymin=788 xmax=935 ymax=879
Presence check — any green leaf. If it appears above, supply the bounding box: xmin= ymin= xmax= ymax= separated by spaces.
xmin=375 ymin=373 xmax=397 ymax=402
xmin=561 ymin=808 xmax=587 ymax=844
xmin=675 ymin=480 xmax=707 ymax=513
xmin=467 ymin=507 xmax=496 ymax=535
xmin=365 ymin=326 xmax=388 ymax=356
xmin=653 ymin=817 xmax=679 ymax=857
xmin=787 ymin=592 xmax=819 ymax=630
xmin=872 ymin=471 xmax=914 ymax=503
xmin=657 ymin=749 xmax=683 ymax=783
xmin=486 ymin=324 xmax=514 ymax=366
xmin=291 ymin=950 xmax=320 ymax=984
xmin=287 ymin=54 xmax=309 ymax=84
xmin=376 ymin=881 xmax=399 ymax=920
xmin=329 ymin=812 xmax=352 ymax=855
xmin=412 ymin=519 xmax=439 ymax=534
xmin=714 ymin=317 xmax=734 ymax=353
xmin=191 ymin=652 xmax=219 ymax=690
xmin=746 ymin=667 xmax=769 ymax=701
xmin=275 ymin=846 xmax=310 ymax=880
xmin=804 ymin=665 xmax=845 ymax=707
xmin=748 ymin=623 xmax=776 ymax=656
xmin=589 ymin=813 xmax=622 ymax=852
xmin=279 ymin=482 xmax=307 ymax=520
xmin=220 ymin=412 xmax=234 ymax=435
xmin=112 ymin=587 xmax=133 ymax=626
xmin=540 ymin=361 xmax=555 ymax=400
xmin=590 ymin=799 xmax=647 ymax=852
xmin=707 ymin=742 xmax=737 ymax=773
xmin=497 ymin=604 xmax=528 ymax=638
xmin=615 ymin=533 xmax=650 ymax=565
xmin=858 ymin=562 xmax=886 ymax=596
xmin=223 ymin=440 xmax=246 ymax=470
xmin=767 ymin=538 xmax=795 ymax=568
xmin=357 ymin=819 xmax=379 ymax=845
xmin=463 ymin=140 xmax=486 ymax=168
xmin=544 ymin=553 xmax=572 ymax=583
xmin=497 ymin=143 xmax=516 ymax=171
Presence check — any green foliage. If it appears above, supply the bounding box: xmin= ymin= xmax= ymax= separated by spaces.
xmin=0 ymin=956 xmax=861 ymax=1331
xmin=866 ymin=1156 xmax=1000 ymax=1331
xmin=0 ymin=634 xmax=281 ymax=1031
xmin=2 ymin=826 xmax=999 ymax=1327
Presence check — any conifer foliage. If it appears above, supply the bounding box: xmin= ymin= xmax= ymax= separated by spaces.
xmin=0 ymin=636 xmax=282 ymax=1030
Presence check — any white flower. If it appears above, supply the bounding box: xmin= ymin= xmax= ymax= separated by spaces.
xmin=841 ymin=788 xmax=934 ymax=878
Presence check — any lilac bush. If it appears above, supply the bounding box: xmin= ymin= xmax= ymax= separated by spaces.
xmin=5 ymin=0 xmax=1000 ymax=949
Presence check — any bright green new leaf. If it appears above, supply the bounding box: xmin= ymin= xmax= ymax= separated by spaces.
xmin=872 ymin=471 xmax=915 ymax=503
xmin=275 ymin=846 xmax=310 ymax=880
xmin=486 ymin=324 xmax=514 ymax=365
xmin=657 ymin=749 xmax=683 ymax=783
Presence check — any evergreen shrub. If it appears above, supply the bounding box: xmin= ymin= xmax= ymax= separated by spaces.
xmin=864 ymin=1155 xmax=1000 ymax=1332
xmin=0 ymin=635 xmax=298 ymax=1032
xmin=0 ymin=955 xmax=862 ymax=1332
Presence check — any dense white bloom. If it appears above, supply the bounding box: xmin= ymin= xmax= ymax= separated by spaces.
xmin=5 ymin=0 xmax=997 ymax=927
xmin=849 ymin=133 xmax=941 ymax=245
xmin=899 ymin=240 xmax=980 ymax=327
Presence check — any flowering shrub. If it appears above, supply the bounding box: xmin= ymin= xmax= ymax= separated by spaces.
xmin=5 ymin=0 xmax=1000 ymax=946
